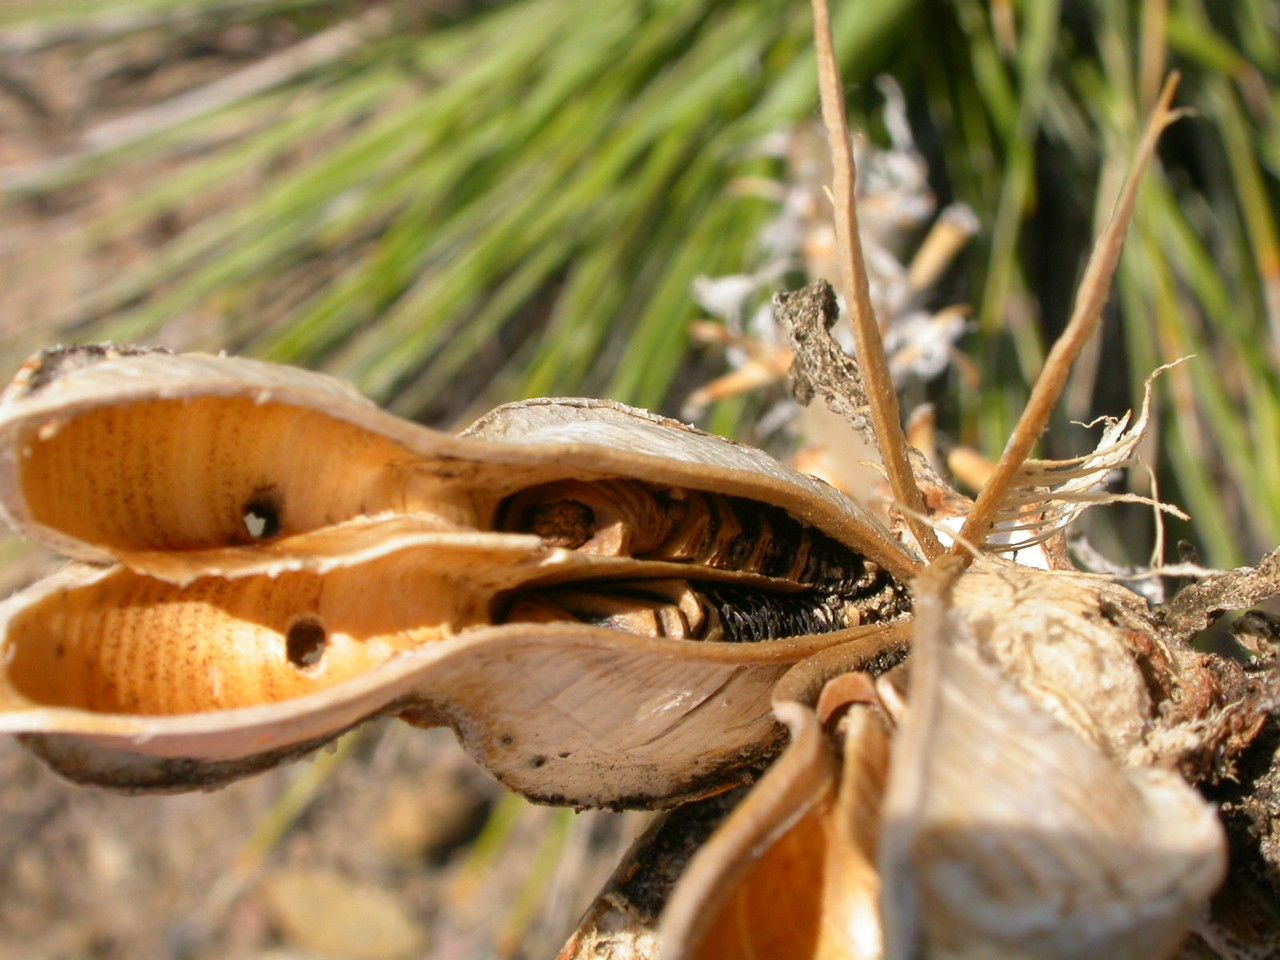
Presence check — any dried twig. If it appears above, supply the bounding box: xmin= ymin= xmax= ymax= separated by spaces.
xmin=952 ymin=74 xmax=1183 ymax=564
xmin=810 ymin=0 xmax=943 ymax=561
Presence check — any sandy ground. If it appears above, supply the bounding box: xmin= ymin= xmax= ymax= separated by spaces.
xmin=0 ymin=721 xmax=633 ymax=960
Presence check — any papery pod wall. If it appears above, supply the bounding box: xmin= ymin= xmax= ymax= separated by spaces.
xmin=0 ymin=346 xmax=915 ymax=805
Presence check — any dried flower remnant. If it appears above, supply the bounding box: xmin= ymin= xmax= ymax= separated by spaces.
xmin=684 ymin=94 xmax=977 ymax=554
xmin=984 ymin=364 xmax=1189 ymax=552
xmin=685 ymin=83 xmax=977 ymax=426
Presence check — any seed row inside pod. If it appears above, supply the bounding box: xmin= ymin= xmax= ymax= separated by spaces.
xmin=497 ymin=479 xmax=908 ymax=642
xmin=0 ymin=346 xmax=915 ymax=805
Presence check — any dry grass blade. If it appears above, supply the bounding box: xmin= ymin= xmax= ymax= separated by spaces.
xmin=810 ymin=0 xmax=942 ymax=562
xmin=953 ymin=73 xmax=1184 ymax=563
xmin=986 ymin=365 xmax=1190 ymax=551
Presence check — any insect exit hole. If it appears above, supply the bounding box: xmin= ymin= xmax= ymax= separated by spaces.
xmin=286 ymin=617 xmax=327 ymax=669
xmin=242 ymin=488 xmax=282 ymax=540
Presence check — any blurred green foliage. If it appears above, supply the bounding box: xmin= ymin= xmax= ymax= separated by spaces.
xmin=1 ymin=0 xmax=1278 ymax=567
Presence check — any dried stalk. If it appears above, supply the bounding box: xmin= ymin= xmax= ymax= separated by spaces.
xmin=810 ymin=0 xmax=943 ymax=561
xmin=953 ymin=73 xmax=1182 ymax=563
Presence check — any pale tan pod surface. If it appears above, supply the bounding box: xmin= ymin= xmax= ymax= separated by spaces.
xmin=466 ymin=397 xmax=918 ymax=583
xmin=948 ymin=557 xmax=1159 ymax=759
xmin=0 ymin=546 xmax=909 ymax=803
xmin=878 ymin=566 xmax=1226 ymax=960
xmin=658 ymin=692 xmax=891 ymax=960
xmin=0 ymin=596 xmax=906 ymax=802
xmin=0 ymin=349 xmax=917 ymax=801
xmin=111 ymin=517 xmax=546 ymax=586
xmin=0 ymin=352 xmax=515 ymax=561
xmin=0 ymin=352 xmax=917 ymax=585
xmin=657 ymin=697 xmax=838 ymax=960
xmin=0 ymin=534 xmax=537 ymax=715
xmin=17 ymin=398 xmax=441 ymax=551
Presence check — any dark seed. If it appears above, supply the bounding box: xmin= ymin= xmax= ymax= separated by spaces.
xmin=286 ymin=618 xmax=326 ymax=668
xmin=524 ymin=500 xmax=595 ymax=548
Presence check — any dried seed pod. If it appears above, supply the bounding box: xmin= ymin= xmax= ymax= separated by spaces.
xmin=0 ymin=348 xmax=915 ymax=804
xmin=878 ymin=561 xmax=1226 ymax=960
xmin=648 ymin=559 xmax=1226 ymax=960
xmin=658 ymin=687 xmax=891 ymax=960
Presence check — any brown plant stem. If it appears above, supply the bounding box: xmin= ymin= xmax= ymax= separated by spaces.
xmin=810 ymin=0 xmax=943 ymax=561
xmin=952 ymin=73 xmax=1183 ymax=564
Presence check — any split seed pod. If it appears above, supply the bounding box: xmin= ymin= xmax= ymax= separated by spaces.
xmin=649 ymin=560 xmax=1226 ymax=960
xmin=0 ymin=347 xmax=914 ymax=806
xmin=877 ymin=562 xmax=1226 ymax=960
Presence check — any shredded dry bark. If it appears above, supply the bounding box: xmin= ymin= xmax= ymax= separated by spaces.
xmin=1145 ymin=547 xmax=1280 ymax=954
xmin=774 ymin=281 xmax=870 ymax=431
xmin=1158 ymin=548 xmax=1280 ymax=644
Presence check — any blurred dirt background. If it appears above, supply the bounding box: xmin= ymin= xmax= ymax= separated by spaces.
xmin=0 ymin=721 xmax=638 ymax=960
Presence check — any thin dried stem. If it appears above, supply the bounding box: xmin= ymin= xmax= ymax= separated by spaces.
xmin=952 ymin=73 xmax=1182 ymax=564
xmin=810 ymin=0 xmax=943 ymax=561
xmin=1145 ymin=463 xmax=1168 ymax=570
